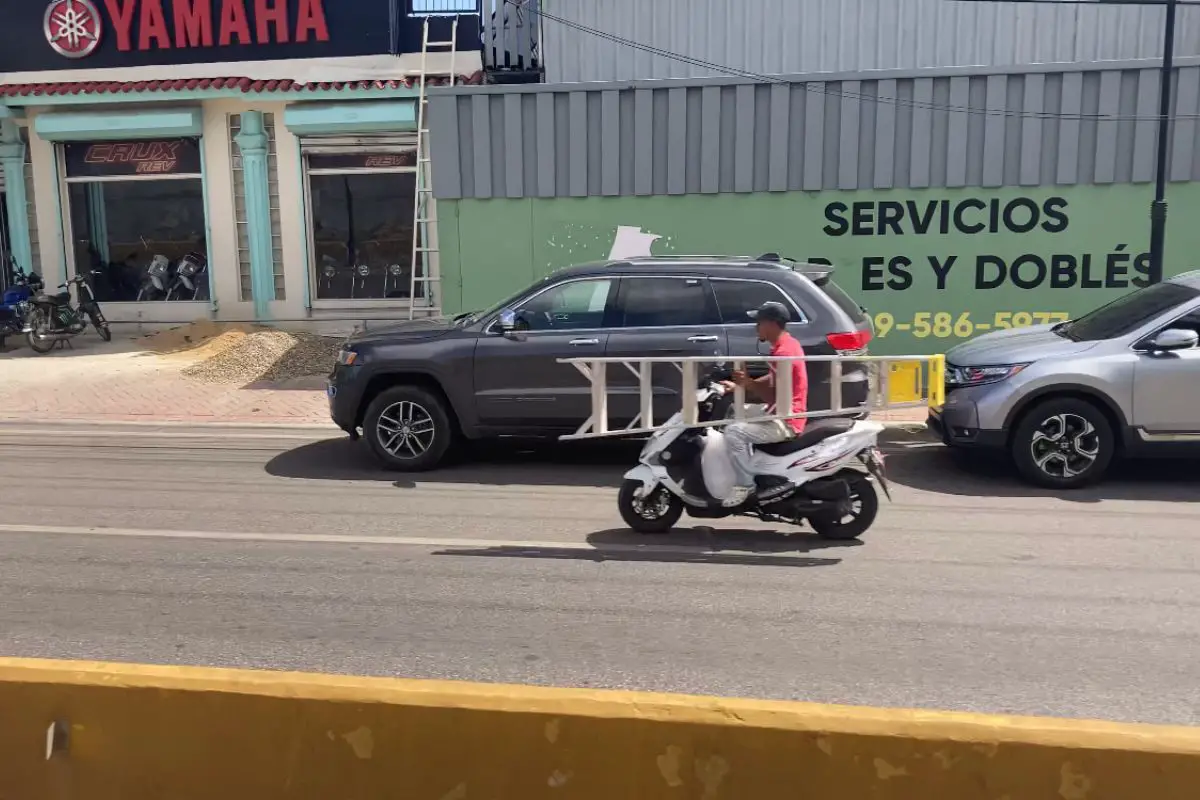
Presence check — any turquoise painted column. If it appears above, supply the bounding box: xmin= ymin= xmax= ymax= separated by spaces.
xmin=233 ymin=111 xmax=275 ymax=320
xmin=86 ymin=184 xmax=109 ymax=263
xmin=0 ymin=119 xmax=34 ymax=274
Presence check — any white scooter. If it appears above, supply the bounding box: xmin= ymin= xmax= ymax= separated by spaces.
xmin=618 ymin=370 xmax=890 ymax=540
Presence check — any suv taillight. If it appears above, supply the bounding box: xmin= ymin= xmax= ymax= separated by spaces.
xmin=826 ymin=330 xmax=871 ymax=352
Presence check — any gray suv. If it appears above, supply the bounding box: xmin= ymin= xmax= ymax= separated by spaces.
xmin=328 ymin=254 xmax=874 ymax=471
xmin=929 ymin=270 xmax=1200 ymax=488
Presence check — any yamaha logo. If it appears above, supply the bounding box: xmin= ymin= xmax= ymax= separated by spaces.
xmin=44 ymin=0 xmax=103 ymax=59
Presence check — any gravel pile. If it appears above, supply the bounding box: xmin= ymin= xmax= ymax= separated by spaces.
xmin=181 ymin=329 xmax=341 ymax=385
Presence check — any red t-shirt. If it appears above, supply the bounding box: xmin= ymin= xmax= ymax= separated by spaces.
xmin=766 ymin=332 xmax=809 ymax=434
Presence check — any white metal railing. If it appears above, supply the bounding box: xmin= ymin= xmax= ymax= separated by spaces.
xmin=557 ymin=354 xmax=946 ymax=441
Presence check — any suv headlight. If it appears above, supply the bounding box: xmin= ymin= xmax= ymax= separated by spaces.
xmin=946 ymin=364 xmax=1028 ymax=388
xmin=336 ymin=348 xmax=359 ymax=366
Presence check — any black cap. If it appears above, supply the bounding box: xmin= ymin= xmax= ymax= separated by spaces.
xmin=748 ymin=301 xmax=790 ymax=325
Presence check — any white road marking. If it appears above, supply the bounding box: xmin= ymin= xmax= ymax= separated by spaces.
xmin=0 ymin=522 xmax=770 ymax=557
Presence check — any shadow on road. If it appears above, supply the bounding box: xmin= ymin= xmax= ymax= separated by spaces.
xmin=265 ymin=437 xmax=637 ymax=488
xmin=885 ymin=431 xmax=1200 ymax=503
xmin=434 ymin=527 xmax=860 ymax=568
xmin=267 ymin=426 xmax=1199 ymax=501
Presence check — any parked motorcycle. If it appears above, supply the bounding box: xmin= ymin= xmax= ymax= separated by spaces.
xmin=617 ymin=368 xmax=889 ymax=540
xmin=135 ymin=254 xmax=173 ymax=301
xmin=0 ymin=259 xmax=42 ymax=348
xmin=165 ymin=251 xmax=208 ymax=301
xmin=24 ymin=270 xmax=112 ymax=353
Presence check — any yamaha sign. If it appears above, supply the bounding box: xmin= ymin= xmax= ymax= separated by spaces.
xmin=3 ymin=0 xmax=478 ymax=72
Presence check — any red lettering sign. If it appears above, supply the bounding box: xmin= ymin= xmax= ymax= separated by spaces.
xmin=295 ymin=0 xmax=328 ymax=43
xmin=99 ymin=0 xmax=327 ymax=52
xmin=218 ymin=0 xmax=250 ymax=45
xmin=138 ymin=0 xmax=170 ymax=49
xmin=174 ymin=0 xmax=212 ymax=47
xmin=102 ymin=0 xmax=136 ymax=51
xmin=254 ymin=0 xmax=287 ymax=44
xmin=84 ymin=141 xmax=183 ymax=171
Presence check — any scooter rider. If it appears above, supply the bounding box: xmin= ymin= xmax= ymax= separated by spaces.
xmin=720 ymin=301 xmax=810 ymax=507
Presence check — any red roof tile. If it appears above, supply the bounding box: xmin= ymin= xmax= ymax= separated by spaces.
xmin=0 ymin=72 xmax=485 ymax=99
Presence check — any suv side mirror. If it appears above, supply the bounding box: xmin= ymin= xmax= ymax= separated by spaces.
xmin=1145 ymin=328 xmax=1199 ymax=352
xmin=497 ymin=309 xmax=527 ymax=341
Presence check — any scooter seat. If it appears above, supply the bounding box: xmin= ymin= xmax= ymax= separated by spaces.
xmin=754 ymin=418 xmax=855 ymax=455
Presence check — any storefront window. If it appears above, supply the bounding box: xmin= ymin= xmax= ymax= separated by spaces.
xmin=64 ymin=139 xmax=209 ymax=303
xmin=306 ymin=151 xmax=421 ymax=301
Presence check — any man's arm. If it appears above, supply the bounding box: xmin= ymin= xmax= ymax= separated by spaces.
xmin=730 ymin=371 xmax=775 ymax=403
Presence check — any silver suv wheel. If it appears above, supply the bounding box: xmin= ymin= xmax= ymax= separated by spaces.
xmin=1012 ymin=397 xmax=1115 ymax=489
xmin=1029 ymin=413 xmax=1101 ymax=479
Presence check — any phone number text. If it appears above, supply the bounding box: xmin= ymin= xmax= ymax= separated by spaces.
xmin=873 ymin=310 xmax=1070 ymax=339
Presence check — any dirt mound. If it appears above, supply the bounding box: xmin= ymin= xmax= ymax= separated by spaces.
xmin=138 ymin=321 xmax=262 ymax=362
xmin=177 ymin=327 xmax=341 ymax=385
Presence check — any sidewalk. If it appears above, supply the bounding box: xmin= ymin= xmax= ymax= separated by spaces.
xmin=0 ymin=328 xmax=333 ymax=426
xmin=0 ymin=326 xmax=930 ymax=428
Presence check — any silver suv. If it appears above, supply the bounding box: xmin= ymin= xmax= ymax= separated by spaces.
xmin=928 ymin=270 xmax=1200 ymax=488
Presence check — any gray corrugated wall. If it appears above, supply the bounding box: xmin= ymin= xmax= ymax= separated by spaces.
xmin=538 ymin=0 xmax=1200 ymax=83
xmin=428 ymin=59 xmax=1200 ymax=199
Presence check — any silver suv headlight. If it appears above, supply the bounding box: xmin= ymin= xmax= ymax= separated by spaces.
xmin=946 ymin=363 xmax=1029 ymax=388
xmin=336 ymin=348 xmax=359 ymax=366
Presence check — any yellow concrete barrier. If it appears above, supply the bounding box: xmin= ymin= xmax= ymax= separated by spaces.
xmin=2 ymin=657 xmax=1199 ymax=799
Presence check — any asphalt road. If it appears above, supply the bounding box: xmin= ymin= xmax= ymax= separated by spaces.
xmin=0 ymin=421 xmax=1198 ymax=726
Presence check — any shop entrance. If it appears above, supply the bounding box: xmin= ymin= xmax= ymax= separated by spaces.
xmin=302 ymin=137 xmax=421 ymax=303
xmin=61 ymin=138 xmax=210 ymax=303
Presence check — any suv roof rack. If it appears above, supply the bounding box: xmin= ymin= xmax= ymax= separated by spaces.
xmin=625 ymin=253 xmax=830 ymax=267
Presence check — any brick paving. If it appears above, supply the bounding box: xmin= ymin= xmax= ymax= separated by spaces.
xmin=0 ymin=339 xmax=332 ymax=425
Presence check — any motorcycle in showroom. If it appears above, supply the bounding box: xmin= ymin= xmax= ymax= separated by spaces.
xmin=135 ymin=254 xmax=173 ymax=301
xmin=23 ymin=269 xmax=112 ymax=354
xmin=165 ymin=251 xmax=209 ymax=301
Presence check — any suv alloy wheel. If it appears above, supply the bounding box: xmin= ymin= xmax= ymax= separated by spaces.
xmin=1011 ymin=397 xmax=1115 ymax=489
xmin=363 ymin=385 xmax=456 ymax=471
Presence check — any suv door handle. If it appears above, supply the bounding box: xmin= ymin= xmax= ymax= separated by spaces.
xmin=568 ymin=338 xmax=600 ymax=346
xmin=687 ymin=335 xmax=720 ymax=343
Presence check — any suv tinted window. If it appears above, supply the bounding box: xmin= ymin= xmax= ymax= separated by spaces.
xmin=711 ymin=279 xmax=805 ymax=324
xmin=1170 ymin=310 xmax=1200 ymax=335
xmin=813 ymin=276 xmax=867 ymax=321
xmin=1063 ymin=282 xmax=1200 ymax=341
xmin=516 ymin=278 xmax=614 ymax=331
xmin=617 ymin=277 xmax=718 ymax=328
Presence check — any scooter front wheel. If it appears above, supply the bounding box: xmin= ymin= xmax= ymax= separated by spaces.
xmin=618 ymin=479 xmax=683 ymax=535
xmin=808 ymin=474 xmax=879 ymax=541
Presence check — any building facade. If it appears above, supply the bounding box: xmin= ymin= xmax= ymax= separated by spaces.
xmin=5 ymin=0 xmax=1200 ymax=351
xmin=429 ymin=59 xmax=1200 ymax=354
xmin=0 ymin=0 xmax=487 ymax=326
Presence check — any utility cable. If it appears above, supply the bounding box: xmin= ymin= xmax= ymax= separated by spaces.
xmin=503 ymin=0 xmax=1200 ymax=121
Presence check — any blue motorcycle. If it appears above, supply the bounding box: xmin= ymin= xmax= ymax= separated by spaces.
xmin=0 ymin=258 xmax=40 ymax=350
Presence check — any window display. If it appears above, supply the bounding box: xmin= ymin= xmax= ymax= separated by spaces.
xmin=64 ymin=139 xmax=210 ymax=303
xmin=306 ymin=152 xmax=420 ymax=301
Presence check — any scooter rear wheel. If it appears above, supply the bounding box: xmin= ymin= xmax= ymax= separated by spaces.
xmin=809 ymin=474 xmax=878 ymax=540
xmin=618 ymin=479 xmax=683 ymax=534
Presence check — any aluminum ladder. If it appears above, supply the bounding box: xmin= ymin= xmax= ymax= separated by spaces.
xmin=408 ymin=14 xmax=460 ymax=319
